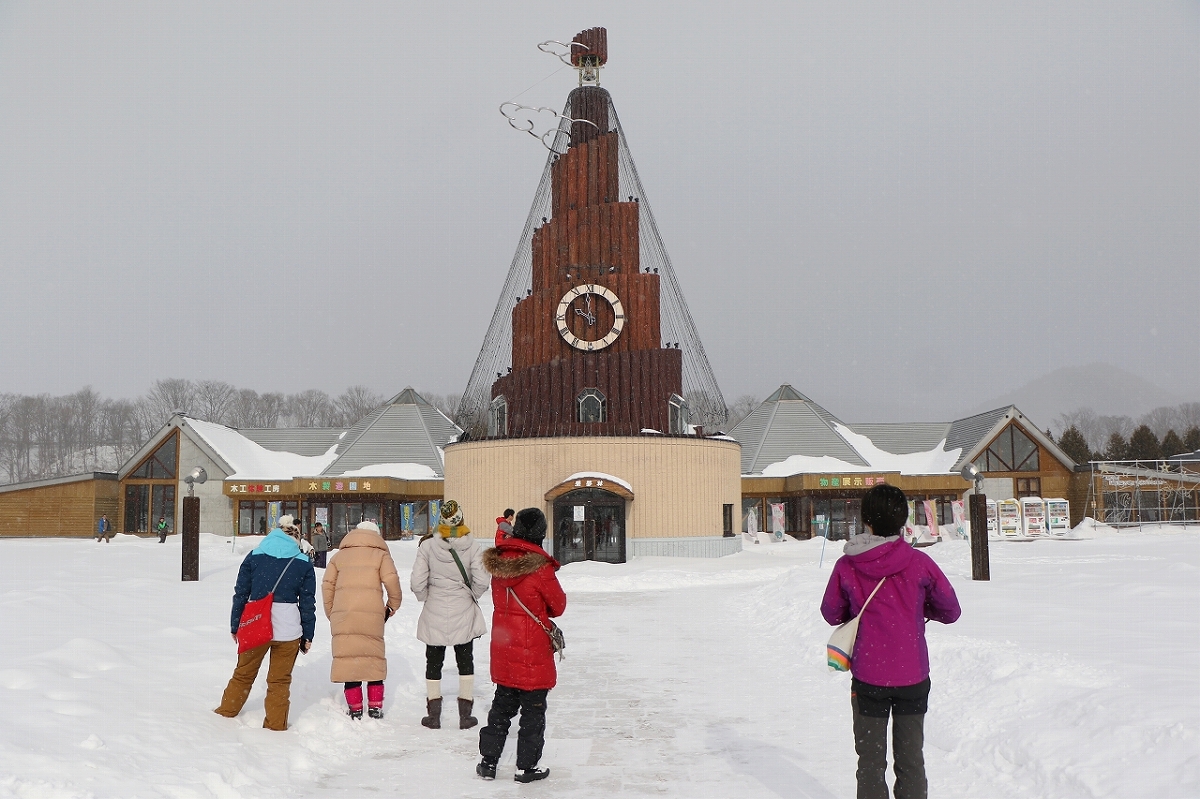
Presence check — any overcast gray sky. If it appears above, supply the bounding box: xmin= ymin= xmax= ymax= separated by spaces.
xmin=1 ymin=1 xmax=1196 ymax=423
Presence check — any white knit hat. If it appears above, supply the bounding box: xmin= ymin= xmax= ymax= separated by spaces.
xmin=278 ymin=514 xmax=295 ymax=529
xmin=356 ymin=520 xmax=381 ymax=534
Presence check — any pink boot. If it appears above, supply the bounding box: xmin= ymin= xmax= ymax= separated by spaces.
xmin=367 ymin=682 xmax=385 ymax=719
xmin=345 ymin=684 xmax=364 ymax=719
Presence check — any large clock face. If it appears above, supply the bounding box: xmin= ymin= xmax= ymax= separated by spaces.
xmin=555 ymin=283 xmax=625 ymax=351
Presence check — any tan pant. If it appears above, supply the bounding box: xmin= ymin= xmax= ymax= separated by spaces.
xmin=215 ymin=638 xmax=301 ymax=731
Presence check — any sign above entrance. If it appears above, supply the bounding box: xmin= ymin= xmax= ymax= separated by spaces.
xmin=544 ymin=472 xmax=635 ymax=502
xmin=306 ymin=480 xmax=375 ymax=492
xmin=814 ymin=475 xmax=889 ymax=489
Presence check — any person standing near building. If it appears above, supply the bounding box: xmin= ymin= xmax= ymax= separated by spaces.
xmin=96 ymin=515 xmax=110 ymax=543
xmin=311 ymin=522 xmax=330 ymax=569
xmin=157 ymin=516 xmax=170 ymax=543
xmin=821 ymin=484 xmax=961 ymax=799
xmin=494 ymin=508 xmax=515 ymax=546
xmin=476 ymin=508 xmax=566 ymax=783
xmin=214 ymin=515 xmax=316 ymax=731
xmin=412 ymin=500 xmax=490 ymax=730
xmin=322 ymin=521 xmax=402 ymax=719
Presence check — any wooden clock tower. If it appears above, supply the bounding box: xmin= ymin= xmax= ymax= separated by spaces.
xmin=488 ymin=30 xmax=684 ymax=438
xmin=446 ymin=28 xmax=740 ymax=562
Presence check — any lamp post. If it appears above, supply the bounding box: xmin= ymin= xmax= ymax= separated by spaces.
xmin=961 ymin=464 xmax=990 ymax=581
xmin=181 ymin=467 xmax=206 ymax=581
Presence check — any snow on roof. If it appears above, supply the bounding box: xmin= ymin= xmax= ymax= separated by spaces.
xmin=563 ymin=471 xmax=634 ymax=493
xmin=186 ymin=418 xmax=339 ymax=480
xmin=335 ymin=463 xmax=440 ymax=480
xmin=760 ymin=423 xmax=961 ymax=477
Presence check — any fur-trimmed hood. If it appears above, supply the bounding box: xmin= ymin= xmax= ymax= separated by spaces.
xmin=482 ymin=538 xmax=559 ymax=582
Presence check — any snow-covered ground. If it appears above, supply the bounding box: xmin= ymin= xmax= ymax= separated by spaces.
xmin=1 ymin=526 xmax=1196 ymax=798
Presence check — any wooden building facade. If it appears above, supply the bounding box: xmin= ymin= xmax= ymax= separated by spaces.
xmin=0 ymin=473 xmax=119 ymax=538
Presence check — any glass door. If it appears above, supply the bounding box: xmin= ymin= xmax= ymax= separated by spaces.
xmin=552 ymin=489 xmax=626 ymax=565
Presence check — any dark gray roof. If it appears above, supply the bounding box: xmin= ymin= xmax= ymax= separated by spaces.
xmin=0 ymin=472 xmax=117 ymax=494
xmin=844 ymin=423 xmax=951 ymax=455
xmin=321 ymin=388 xmax=462 ymax=478
xmin=945 ymin=407 xmax=1014 ymax=464
xmin=731 ymin=385 xmax=868 ymax=474
xmin=239 ymin=427 xmax=345 ymax=456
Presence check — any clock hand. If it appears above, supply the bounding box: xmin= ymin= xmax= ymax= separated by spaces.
xmin=574 ymin=293 xmax=596 ymax=325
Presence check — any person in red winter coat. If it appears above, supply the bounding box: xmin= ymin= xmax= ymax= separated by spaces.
xmin=494 ymin=508 xmax=515 ymax=547
xmin=476 ymin=507 xmax=566 ymax=784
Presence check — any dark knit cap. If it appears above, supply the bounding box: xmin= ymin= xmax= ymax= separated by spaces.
xmin=512 ymin=507 xmax=547 ymax=544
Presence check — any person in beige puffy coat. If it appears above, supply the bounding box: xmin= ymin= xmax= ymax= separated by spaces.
xmin=322 ymin=521 xmax=402 ymax=719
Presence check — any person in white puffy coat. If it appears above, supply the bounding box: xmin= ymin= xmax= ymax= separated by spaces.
xmin=411 ymin=500 xmax=490 ymax=730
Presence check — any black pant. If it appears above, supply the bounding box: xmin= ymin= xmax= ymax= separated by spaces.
xmin=478 ymin=685 xmax=548 ymax=770
xmin=425 ymin=642 xmax=474 ymax=679
xmin=851 ymin=678 xmax=930 ymax=799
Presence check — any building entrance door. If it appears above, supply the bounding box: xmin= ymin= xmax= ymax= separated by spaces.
xmin=552 ymin=488 xmax=626 ymax=565
xmin=812 ymin=497 xmax=862 ymax=540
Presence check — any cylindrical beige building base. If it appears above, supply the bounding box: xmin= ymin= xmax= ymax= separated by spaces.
xmin=443 ymin=436 xmax=742 ymax=558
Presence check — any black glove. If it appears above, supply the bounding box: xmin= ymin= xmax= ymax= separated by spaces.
xmin=299 ymin=639 xmax=311 ymax=654
xmin=384 ymin=606 xmax=393 ymax=622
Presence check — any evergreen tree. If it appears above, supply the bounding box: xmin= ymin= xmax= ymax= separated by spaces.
xmin=1104 ymin=432 xmax=1130 ymax=461
xmin=1127 ymin=425 xmax=1162 ymax=461
xmin=1184 ymin=427 xmax=1200 ymax=453
xmin=1160 ymin=430 xmax=1184 ymax=458
xmin=1057 ymin=426 xmax=1091 ymax=464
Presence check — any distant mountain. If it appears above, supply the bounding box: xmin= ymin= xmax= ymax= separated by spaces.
xmin=968 ymin=363 xmax=1183 ymax=431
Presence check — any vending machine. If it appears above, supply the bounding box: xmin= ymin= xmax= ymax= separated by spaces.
xmin=1046 ymin=498 xmax=1071 ymax=537
xmin=986 ymin=499 xmax=999 ymax=538
xmin=998 ymin=499 xmax=1022 ymax=538
xmin=1020 ymin=497 xmax=1046 ymax=537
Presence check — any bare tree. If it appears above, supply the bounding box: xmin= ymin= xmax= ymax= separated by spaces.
xmin=421 ymin=392 xmax=461 ymax=420
xmin=724 ymin=394 xmax=760 ymax=431
xmin=144 ymin=378 xmax=195 ymax=427
xmin=1138 ymin=406 xmax=1181 ymax=438
xmin=193 ymin=380 xmax=237 ymax=424
xmin=336 ymin=386 xmax=384 ymax=426
xmin=1177 ymin=402 xmax=1200 ymax=432
xmin=286 ymin=389 xmax=339 ymax=427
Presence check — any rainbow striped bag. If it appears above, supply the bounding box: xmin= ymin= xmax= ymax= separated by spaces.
xmin=827 ymin=578 xmax=887 ymax=672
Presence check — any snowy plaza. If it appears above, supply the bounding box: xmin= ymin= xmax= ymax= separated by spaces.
xmin=0 ymin=524 xmax=1195 ymax=798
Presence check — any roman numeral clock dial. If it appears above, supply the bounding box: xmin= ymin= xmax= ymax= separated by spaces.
xmin=555 ymin=284 xmax=625 ymax=351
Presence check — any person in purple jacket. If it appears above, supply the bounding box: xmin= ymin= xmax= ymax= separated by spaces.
xmin=822 ymin=484 xmax=961 ymax=799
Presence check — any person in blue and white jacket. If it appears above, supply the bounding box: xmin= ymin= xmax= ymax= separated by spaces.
xmin=214 ymin=515 xmax=316 ymax=731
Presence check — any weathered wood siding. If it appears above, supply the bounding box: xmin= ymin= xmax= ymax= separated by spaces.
xmin=0 ymin=476 xmax=120 ymax=538
xmin=444 ymin=437 xmax=741 ymax=543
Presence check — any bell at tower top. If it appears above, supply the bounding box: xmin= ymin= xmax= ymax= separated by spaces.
xmin=571 ymin=27 xmax=607 ymax=86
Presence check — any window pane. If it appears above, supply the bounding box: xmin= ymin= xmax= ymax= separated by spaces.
xmin=987 ymin=430 xmax=1015 ymax=471
xmin=125 ymin=484 xmax=149 ymax=532
xmin=1011 ymin=427 xmax=1038 ymax=471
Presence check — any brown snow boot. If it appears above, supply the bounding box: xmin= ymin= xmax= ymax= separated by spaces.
xmin=421 ymin=697 xmax=442 ymax=729
xmin=458 ymin=697 xmax=478 ymax=729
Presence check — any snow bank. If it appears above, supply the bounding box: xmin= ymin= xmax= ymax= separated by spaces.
xmin=336 ymin=463 xmax=440 ymax=480
xmin=188 ymin=418 xmax=340 ymax=480
xmin=0 ymin=528 xmax=1194 ymax=797
xmin=760 ymin=425 xmax=961 ymax=477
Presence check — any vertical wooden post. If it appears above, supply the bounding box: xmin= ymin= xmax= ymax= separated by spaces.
xmin=969 ymin=493 xmax=990 ymax=581
xmin=182 ymin=496 xmax=200 ymax=582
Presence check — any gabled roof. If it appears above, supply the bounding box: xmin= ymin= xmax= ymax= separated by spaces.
xmin=844 ymin=422 xmax=952 ymax=455
xmin=733 ymin=389 xmax=1075 ymax=478
xmin=240 ymin=427 xmax=346 ymax=456
xmin=321 ymin=388 xmax=463 ymax=479
xmin=118 ymin=416 xmax=235 ymax=480
xmin=949 ymin=406 xmax=1076 ymax=472
xmin=732 ymin=385 xmax=869 ymax=474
